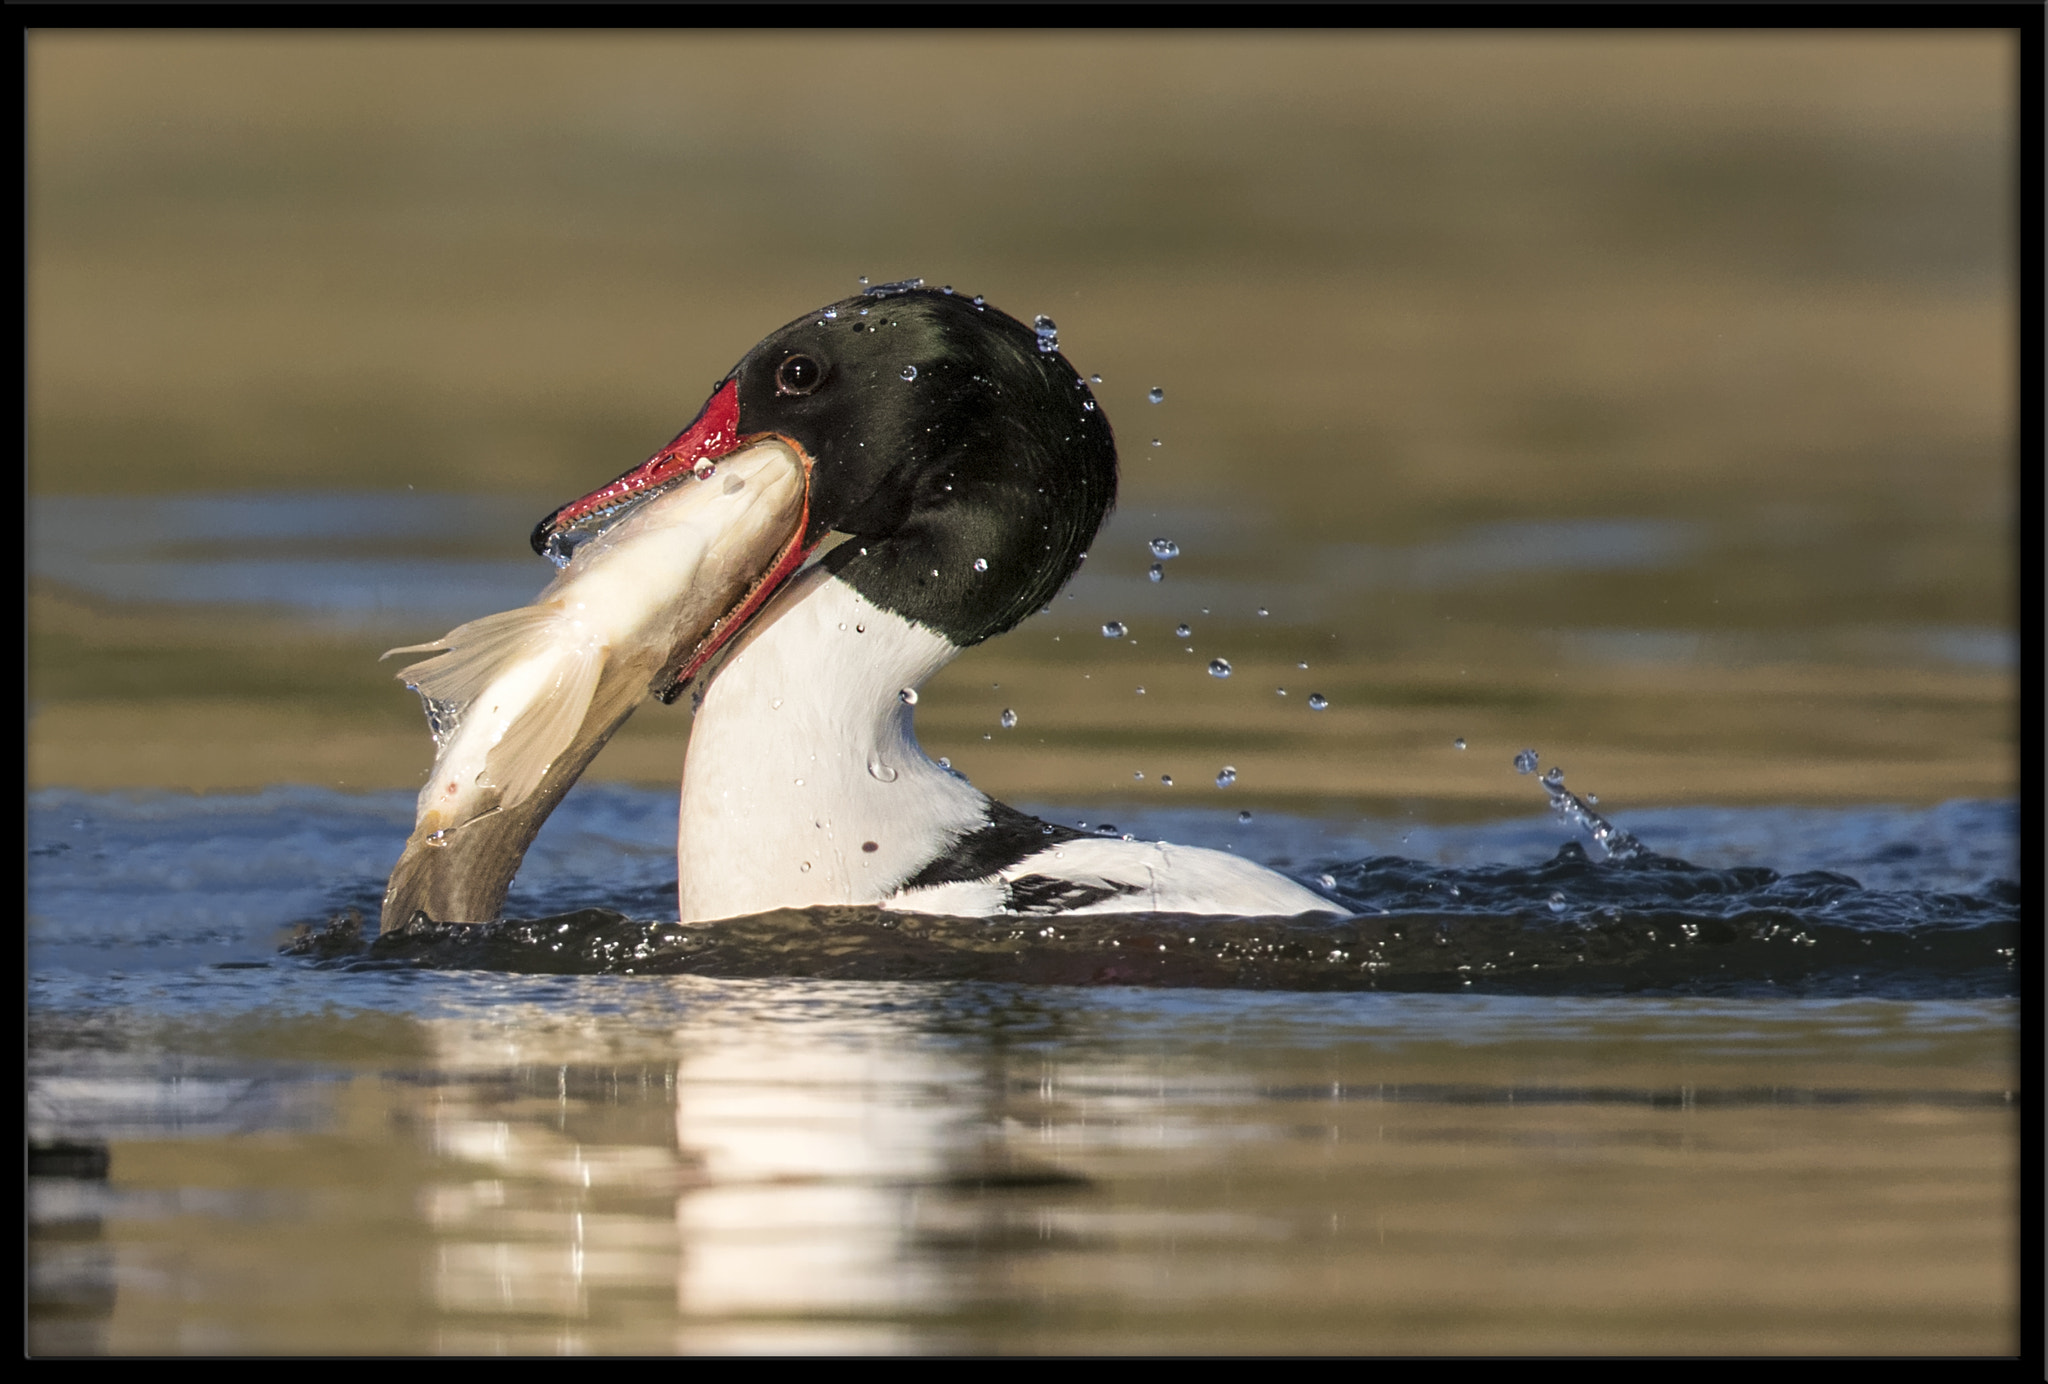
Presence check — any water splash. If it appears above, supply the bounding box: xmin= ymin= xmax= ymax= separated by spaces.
xmin=1536 ymin=764 xmax=1646 ymax=862
xmin=417 ymin=694 xmax=464 ymax=750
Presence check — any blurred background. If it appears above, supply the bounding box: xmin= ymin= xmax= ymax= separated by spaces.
xmin=27 ymin=32 xmax=2015 ymax=819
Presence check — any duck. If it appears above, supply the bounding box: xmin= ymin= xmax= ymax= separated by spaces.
xmin=383 ymin=282 xmax=1340 ymax=929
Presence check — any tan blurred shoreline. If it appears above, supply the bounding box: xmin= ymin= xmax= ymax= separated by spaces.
xmin=28 ymin=584 xmax=2012 ymax=810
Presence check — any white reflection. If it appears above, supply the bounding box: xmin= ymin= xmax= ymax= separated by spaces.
xmin=672 ymin=1034 xmax=971 ymax=1316
xmin=420 ymin=1063 xmax=689 ymax=1320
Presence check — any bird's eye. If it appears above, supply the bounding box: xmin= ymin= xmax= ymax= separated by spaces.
xmin=775 ymin=354 xmax=823 ymax=396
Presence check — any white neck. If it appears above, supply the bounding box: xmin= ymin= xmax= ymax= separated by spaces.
xmin=676 ymin=567 xmax=987 ymax=923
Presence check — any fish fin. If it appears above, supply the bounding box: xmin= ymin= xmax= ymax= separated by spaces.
xmin=483 ymin=640 xmax=604 ymax=810
xmin=385 ymin=606 xmax=560 ymax=706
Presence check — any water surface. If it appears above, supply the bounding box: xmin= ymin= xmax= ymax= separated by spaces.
xmin=28 ymin=789 xmax=2018 ymax=1353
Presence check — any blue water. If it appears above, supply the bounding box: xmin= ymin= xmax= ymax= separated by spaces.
xmin=28 ymin=788 xmax=2017 ymax=1005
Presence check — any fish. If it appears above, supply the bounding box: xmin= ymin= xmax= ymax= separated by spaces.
xmin=378 ymin=440 xmax=808 ymax=929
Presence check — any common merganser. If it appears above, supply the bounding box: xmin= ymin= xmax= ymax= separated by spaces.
xmin=382 ymin=284 xmax=1340 ymax=929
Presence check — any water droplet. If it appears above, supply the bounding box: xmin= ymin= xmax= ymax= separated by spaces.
xmin=900 ymin=365 xmax=918 ymax=381
xmin=1174 ymin=624 xmax=1191 ymax=638
xmin=822 ymin=307 xmax=839 ymax=319
xmin=1089 ymin=373 xmax=1102 ymax=384
xmin=1238 ymin=810 xmax=1253 ymax=824
xmin=1135 ymin=686 xmax=1146 ymax=695
xmin=771 ymin=698 xmax=783 ymax=710
xmin=1147 ymin=386 xmax=1165 ymax=404
xmin=1082 ymin=399 xmax=1096 ymax=411
xmin=1148 ymin=537 xmax=1180 ymax=560
xmin=425 ymin=829 xmax=451 ymax=848
xmin=1453 ymin=737 xmax=1467 ymax=750
xmin=1000 ymin=708 xmax=1018 ymax=728
xmin=1033 ymin=315 xmax=1059 ymax=353
xmin=794 ymin=778 xmax=804 ymax=786
xmin=938 ymin=756 xmax=951 ymax=768
xmin=1587 ymin=793 xmax=1599 ymax=805
xmin=692 ymin=459 xmax=717 ymax=481
xmin=868 ymin=758 xmax=899 ymax=783
xmin=1095 ymin=823 xmax=1118 ymax=836
xmin=973 ymin=557 xmax=988 ymax=572
xmin=1148 ymin=563 xmax=1163 ymax=582
xmin=1256 ymin=607 xmax=1269 ymax=618
xmin=898 ymin=687 xmax=918 ymax=705
xmin=1276 ymin=688 xmax=1288 ymax=697
xmin=1297 ymin=661 xmax=1308 ymax=670
xmin=1215 ymin=766 xmax=1237 ymax=788
xmin=859 ymin=307 xmax=869 ymax=316
xmin=1160 ymin=775 xmax=1174 ymax=787
xmin=1307 ymin=693 xmax=1328 ymax=710
xmin=1134 ymin=770 xmax=1145 ymax=779
xmin=1150 ymin=438 xmax=1162 ymax=447
xmin=972 ymin=295 xmax=985 ymax=306
xmin=1542 ymin=766 xmax=1565 ymax=789
xmin=1208 ymin=658 xmax=1232 ymax=678
xmin=1102 ymin=621 xmax=1127 ymax=638
xmin=1514 ymin=749 xmax=1539 ymax=775
xmin=800 ymin=860 xmax=812 ymax=872
xmin=1547 ymin=891 xmax=1568 ymax=914
xmin=857 ymin=275 xmax=869 ymax=286
xmin=1318 ymin=873 xmax=1337 ymax=890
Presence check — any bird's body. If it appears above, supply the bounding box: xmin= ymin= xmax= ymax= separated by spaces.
xmin=383 ymin=284 xmax=1341 ymax=929
xmin=677 ymin=564 xmax=1334 ymax=922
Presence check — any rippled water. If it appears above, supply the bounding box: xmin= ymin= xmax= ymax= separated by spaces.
xmin=28 ymin=791 xmax=2019 ymax=1352
xmin=29 ymin=787 xmax=2015 ymax=1000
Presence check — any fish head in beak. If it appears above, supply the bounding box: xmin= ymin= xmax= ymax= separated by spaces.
xmin=528 ymin=375 xmax=820 ymax=704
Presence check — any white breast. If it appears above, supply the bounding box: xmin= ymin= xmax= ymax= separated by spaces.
xmin=676 ymin=568 xmax=986 ymax=923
